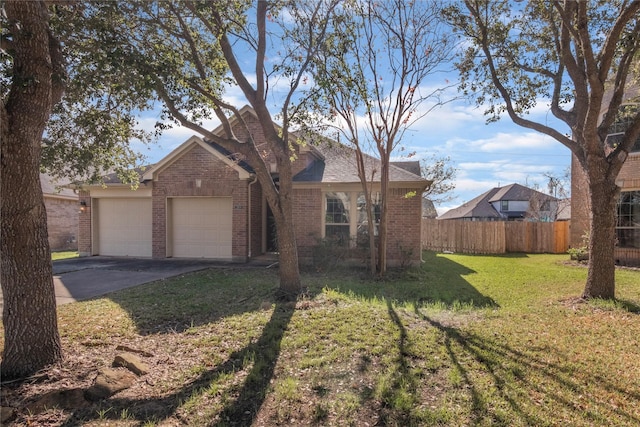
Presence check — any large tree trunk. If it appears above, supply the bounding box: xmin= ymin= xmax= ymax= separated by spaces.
xmin=1 ymin=0 xmax=63 ymax=378
xmin=271 ymin=180 xmax=301 ymax=298
xmin=583 ymin=174 xmax=619 ymax=299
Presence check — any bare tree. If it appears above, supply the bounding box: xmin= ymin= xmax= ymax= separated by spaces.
xmin=310 ymin=0 xmax=455 ymax=276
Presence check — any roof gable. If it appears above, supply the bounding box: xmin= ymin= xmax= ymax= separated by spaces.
xmin=142 ymin=136 xmax=252 ymax=181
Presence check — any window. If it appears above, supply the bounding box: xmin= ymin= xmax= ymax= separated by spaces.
xmin=606 ymin=104 xmax=640 ymax=153
xmin=324 ymin=191 xmax=382 ymax=246
xmin=501 ymin=200 xmax=509 ymax=211
xmin=325 ymin=192 xmax=350 ymax=245
xmin=357 ymin=192 xmax=381 ymax=242
xmin=616 ymin=191 xmax=640 ymax=249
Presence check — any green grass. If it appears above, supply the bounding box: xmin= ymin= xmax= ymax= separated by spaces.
xmin=3 ymin=252 xmax=640 ymax=426
xmin=51 ymin=250 xmax=79 ymax=261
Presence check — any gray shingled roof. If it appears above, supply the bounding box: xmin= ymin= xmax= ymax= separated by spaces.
xmin=101 ymin=167 xmax=150 ymax=184
xmin=294 ymin=141 xmax=426 ymax=184
xmin=391 ymin=161 xmax=421 ymax=176
xmin=40 ymin=173 xmax=77 ymax=198
xmin=97 ymin=138 xmax=425 ymax=186
xmin=438 ymin=187 xmax=502 ymax=220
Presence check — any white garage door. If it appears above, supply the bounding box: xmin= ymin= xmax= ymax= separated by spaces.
xmin=98 ymin=198 xmax=152 ymax=257
xmin=172 ymin=197 xmax=233 ymax=259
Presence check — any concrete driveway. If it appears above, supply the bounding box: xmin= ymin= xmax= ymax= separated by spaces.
xmin=1 ymin=257 xmax=235 ymax=310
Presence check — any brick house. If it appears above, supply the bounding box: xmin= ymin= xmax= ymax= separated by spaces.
xmin=42 ymin=173 xmax=78 ymax=251
xmin=571 ymin=98 xmax=640 ymax=266
xmin=77 ymin=107 xmax=429 ymax=266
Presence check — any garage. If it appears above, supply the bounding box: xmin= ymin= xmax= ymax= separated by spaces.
xmin=96 ymin=198 xmax=152 ymax=257
xmin=170 ymin=197 xmax=233 ymax=259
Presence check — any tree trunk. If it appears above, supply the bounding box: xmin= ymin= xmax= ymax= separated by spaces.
xmin=269 ymin=165 xmax=301 ymax=298
xmin=582 ymin=174 xmax=619 ymax=299
xmin=354 ymin=149 xmax=377 ymax=276
xmin=263 ymin=155 xmax=302 ymax=300
xmin=1 ymin=0 xmax=63 ymax=378
xmin=377 ymin=160 xmax=389 ymax=276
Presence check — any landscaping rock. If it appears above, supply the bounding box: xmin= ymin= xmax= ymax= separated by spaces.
xmin=113 ymin=352 xmax=150 ymax=376
xmin=26 ymin=388 xmax=87 ymax=414
xmin=84 ymin=368 xmax=136 ymax=401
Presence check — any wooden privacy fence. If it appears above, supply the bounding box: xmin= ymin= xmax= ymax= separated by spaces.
xmin=422 ymin=219 xmax=570 ymax=254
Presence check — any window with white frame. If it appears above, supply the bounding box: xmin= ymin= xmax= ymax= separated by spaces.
xmin=616 ymin=191 xmax=640 ymax=249
xmin=324 ymin=191 xmax=381 ymax=246
xmin=325 ymin=192 xmax=350 ymax=245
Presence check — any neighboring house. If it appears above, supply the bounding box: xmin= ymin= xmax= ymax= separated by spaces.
xmin=41 ymin=173 xmax=78 ymax=251
xmin=438 ymin=183 xmax=560 ymax=221
xmin=76 ymin=107 xmax=429 ymax=266
xmin=571 ymin=92 xmax=640 ymax=266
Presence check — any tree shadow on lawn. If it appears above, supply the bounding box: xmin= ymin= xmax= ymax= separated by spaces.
xmin=54 ymin=254 xmax=499 ymax=425
xmin=415 ymin=309 xmax=640 ymax=426
xmin=62 ymin=298 xmax=295 ymax=426
xmin=105 ymin=267 xmax=282 ymax=335
xmin=312 ymin=250 xmax=499 ymax=310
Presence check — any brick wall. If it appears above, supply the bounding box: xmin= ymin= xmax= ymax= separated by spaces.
xmin=292 ymin=188 xmax=323 ymax=259
xmin=249 ymin=179 xmax=263 ymax=257
xmin=152 ymin=144 xmax=252 ymax=260
xmin=570 ymin=155 xmax=590 ymax=247
xmin=385 ymin=187 xmax=423 ymax=266
xmin=77 ymin=191 xmax=92 ymax=256
xmin=572 ymin=152 xmax=640 ymax=265
xmin=44 ymin=196 xmax=79 ymax=251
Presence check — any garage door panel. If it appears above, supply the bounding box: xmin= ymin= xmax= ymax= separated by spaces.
xmin=98 ymin=198 xmax=152 ymax=257
xmin=172 ymin=197 xmax=232 ymax=259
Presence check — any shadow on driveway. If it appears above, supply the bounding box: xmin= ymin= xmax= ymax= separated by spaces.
xmin=0 ymin=257 xmax=250 ymax=311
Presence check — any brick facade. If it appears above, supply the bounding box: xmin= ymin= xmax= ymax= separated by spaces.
xmin=570 ymin=155 xmax=590 ymax=247
xmin=571 ymin=152 xmax=640 ymax=265
xmin=151 ymin=144 xmax=254 ymax=261
xmin=386 ymin=188 xmax=424 ymax=266
xmin=77 ymin=190 xmax=92 ymax=256
xmin=44 ymin=196 xmax=79 ymax=251
xmin=292 ymin=188 xmax=323 ymax=260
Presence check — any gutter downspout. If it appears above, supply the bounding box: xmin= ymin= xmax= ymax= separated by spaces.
xmin=247 ymin=174 xmax=258 ymax=259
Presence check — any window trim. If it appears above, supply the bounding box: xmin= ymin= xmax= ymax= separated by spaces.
xmin=323 ymin=190 xmax=382 ymax=245
xmin=616 ymin=190 xmax=640 ymax=249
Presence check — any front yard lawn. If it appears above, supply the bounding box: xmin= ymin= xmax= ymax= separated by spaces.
xmin=2 ymin=252 xmax=639 ymax=426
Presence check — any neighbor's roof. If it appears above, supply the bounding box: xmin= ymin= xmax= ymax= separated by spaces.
xmin=438 ymin=183 xmax=558 ymax=220
xmin=438 ymin=187 xmax=502 ymax=220
xmin=488 ymin=183 xmax=549 ymax=203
